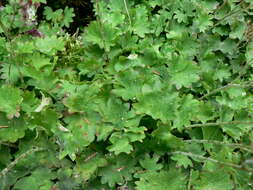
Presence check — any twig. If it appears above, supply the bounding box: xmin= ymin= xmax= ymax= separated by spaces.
xmin=0 ymin=142 xmax=17 ymax=148
xmin=199 ymin=80 xmax=253 ymax=100
xmin=184 ymin=139 xmax=253 ymax=153
xmin=84 ymin=152 xmax=98 ymax=162
xmin=123 ymin=0 xmax=131 ymax=26
xmin=231 ymin=64 xmax=251 ymax=83
xmin=210 ymin=0 xmax=249 ymax=30
xmin=169 ymin=151 xmax=253 ymax=173
xmin=94 ymin=0 xmax=109 ymax=62
xmin=9 ymin=2 xmax=18 ymax=32
xmin=8 ymin=63 xmax=12 ymax=85
xmin=0 ymin=147 xmax=45 ymax=177
xmin=0 ymin=19 xmax=11 ymax=40
xmin=0 ymin=126 xmax=8 ymax=129
xmin=185 ymin=121 xmax=253 ymax=129
xmin=187 ymin=169 xmax=193 ymax=190
xmin=214 ymin=0 xmax=228 ymax=14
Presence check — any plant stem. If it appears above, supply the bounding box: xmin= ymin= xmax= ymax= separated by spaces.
xmin=185 ymin=121 xmax=253 ymax=129
xmin=214 ymin=0 xmax=228 ymax=13
xmin=187 ymin=169 xmax=193 ymax=190
xmin=199 ymin=80 xmax=253 ymax=100
xmin=84 ymin=152 xmax=98 ymax=162
xmin=95 ymin=0 xmax=109 ymax=62
xmin=211 ymin=0 xmax=249 ymax=30
xmin=0 ymin=19 xmax=11 ymax=40
xmin=0 ymin=147 xmax=45 ymax=177
xmin=169 ymin=151 xmax=253 ymax=173
xmin=123 ymin=0 xmax=132 ymax=26
xmin=185 ymin=139 xmax=253 ymax=153
xmin=0 ymin=142 xmax=17 ymax=148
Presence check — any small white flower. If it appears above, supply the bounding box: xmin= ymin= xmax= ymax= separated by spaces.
xmin=127 ymin=53 xmax=138 ymax=60
xmin=35 ymin=93 xmax=50 ymax=112
xmin=58 ymin=123 xmax=69 ymax=132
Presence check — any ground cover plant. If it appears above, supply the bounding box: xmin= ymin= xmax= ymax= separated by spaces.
xmin=0 ymin=0 xmax=253 ymax=189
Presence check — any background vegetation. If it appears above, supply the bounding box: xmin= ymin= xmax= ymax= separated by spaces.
xmin=0 ymin=0 xmax=253 ymax=189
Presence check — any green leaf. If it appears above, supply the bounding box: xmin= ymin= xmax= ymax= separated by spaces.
xmin=63 ymin=84 xmax=100 ymax=113
xmin=14 ymin=41 xmax=35 ymax=54
xmin=62 ymin=7 xmax=75 ymax=28
xmin=194 ymin=169 xmax=233 ymax=190
xmin=0 ymin=85 xmax=22 ymax=118
xmin=65 ymin=114 xmax=96 ymax=145
xmin=220 ymin=110 xmax=253 ymax=140
xmin=95 ymin=96 xmax=133 ymax=126
xmin=32 ymin=0 xmax=46 ymax=3
xmin=21 ymin=91 xmax=40 ymax=115
xmin=135 ymin=169 xmax=187 ymax=190
xmin=0 ymin=146 xmax=12 ymax=166
xmin=174 ymin=95 xmax=199 ymax=131
xmin=125 ymin=126 xmax=147 ymax=142
xmin=0 ymin=63 xmax=20 ymax=84
xmin=98 ymin=154 xmax=136 ymax=187
xmin=225 ymin=87 xmax=246 ymax=98
xmin=96 ymin=124 xmax=114 ymax=141
xmin=152 ymin=125 xmax=185 ymax=149
xmin=28 ymin=53 xmax=51 ymax=70
xmin=35 ymin=36 xmax=65 ymax=55
xmin=196 ymin=102 xmax=215 ymax=123
xmin=174 ymin=10 xmax=188 ymax=23
xmin=134 ymin=90 xmax=178 ymax=123
xmin=246 ymin=41 xmax=253 ymax=64
xmin=107 ymin=133 xmax=133 ymax=155
xmin=213 ymin=66 xmax=231 ymax=82
xmin=193 ymin=14 xmax=213 ymax=32
xmin=219 ymin=39 xmax=237 ymax=55
xmin=202 ymin=126 xmax=223 ymax=150
xmin=44 ymin=7 xmax=63 ymax=22
xmin=13 ymin=168 xmax=56 ymax=190
xmin=229 ymin=21 xmax=247 ymax=40
xmin=29 ymin=109 xmax=59 ymax=132
xmin=171 ymin=154 xmax=193 ymax=169
xmin=132 ymin=6 xmax=150 ymax=37
xmin=74 ymin=152 xmax=107 ymax=181
xmin=83 ymin=21 xmax=119 ymax=51
xmin=139 ymin=154 xmax=163 ymax=171
xmin=112 ymin=68 xmax=157 ymax=100
xmin=169 ymin=57 xmax=200 ymax=89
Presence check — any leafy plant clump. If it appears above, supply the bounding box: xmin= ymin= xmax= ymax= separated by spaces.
xmin=1 ymin=0 xmax=253 ymax=189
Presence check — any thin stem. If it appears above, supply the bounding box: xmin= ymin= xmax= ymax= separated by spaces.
xmin=95 ymin=0 xmax=109 ymax=61
xmin=214 ymin=0 xmax=228 ymax=14
xmin=211 ymin=1 xmax=249 ymax=30
xmin=187 ymin=169 xmax=193 ymax=190
xmin=0 ymin=147 xmax=45 ymax=177
xmin=169 ymin=151 xmax=253 ymax=173
xmin=199 ymin=80 xmax=253 ymax=100
xmin=0 ymin=19 xmax=11 ymax=40
xmin=185 ymin=139 xmax=253 ymax=153
xmin=9 ymin=3 xmax=18 ymax=31
xmin=123 ymin=0 xmax=132 ymax=26
xmin=84 ymin=152 xmax=98 ymax=162
xmin=0 ymin=142 xmax=17 ymax=148
xmin=185 ymin=121 xmax=253 ymax=129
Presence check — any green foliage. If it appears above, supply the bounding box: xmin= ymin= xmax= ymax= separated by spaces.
xmin=0 ymin=0 xmax=253 ymax=189
xmin=135 ymin=168 xmax=187 ymax=190
xmin=44 ymin=6 xmax=75 ymax=28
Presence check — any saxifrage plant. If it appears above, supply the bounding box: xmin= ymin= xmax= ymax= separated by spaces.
xmin=0 ymin=0 xmax=253 ymax=189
